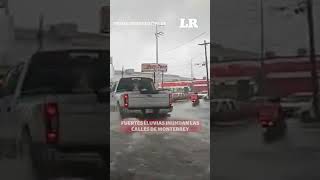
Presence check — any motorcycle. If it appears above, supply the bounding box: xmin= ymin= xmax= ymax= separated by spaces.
xmin=192 ymin=98 xmax=200 ymax=106
xmin=261 ymin=115 xmax=287 ymax=142
xmin=190 ymin=93 xmax=200 ymax=107
xmin=259 ymin=103 xmax=287 ymax=142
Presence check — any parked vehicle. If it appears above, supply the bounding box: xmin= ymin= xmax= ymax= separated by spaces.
xmin=197 ymin=91 xmax=208 ymax=99
xmin=111 ymin=77 xmax=173 ymax=118
xmin=0 ymin=49 xmax=109 ymax=179
xmin=211 ymin=99 xmax=240 ymax=122
xmin=297 ymin=95 xmax=320 ymax=122
xmin=281 ymin=92 xmax=312 ymax=117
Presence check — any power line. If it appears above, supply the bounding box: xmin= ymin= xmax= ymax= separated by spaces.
xmin=161 ymin=32 xmax=207 ymax=55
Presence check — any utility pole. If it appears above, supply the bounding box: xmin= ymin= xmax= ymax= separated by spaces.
xmin=259 ymin=0 xmax=265 ymax=95
xmin=37 ymin=13 xmax=44 ymax=51
xmin=154 ymin=25 xmax=158 ymax=84
xmin=306 ymin=0 xmax=319 ymax=120
xmin=275 ymin=0 xmax=318 ymax=120
xmin=161 ymin=70 xmax=164 ymax=89
xmin=154 ymin=24 xmax=164 ymax=86
xmin=198 ymin=40 xmax=210 ymax=97
xmin=191 ymin=59 xmax=194 ymax=80
xmin=121 ymin=66 xmax=124 ymax=78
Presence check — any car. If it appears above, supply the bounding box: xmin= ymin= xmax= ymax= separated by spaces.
xmin=297 ymin=95 xmax=320 ymax=122
xmin=111 ymin=77 xmax=173 ymax=118
xmin=0 ymin=49 xmax=109 ymax=179
xmin=203 ymin=94 xmax=210 ymax=101
xmin=197 ymin=91 xmax=208 ymax=99
xmin=211 ymin=99 xmax=240 ymax=122
xmin=281 ymin=92 xmax=312 ymax=117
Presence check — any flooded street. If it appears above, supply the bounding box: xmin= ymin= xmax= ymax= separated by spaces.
xmin=110 ymin=99 xmax=210 ymax=180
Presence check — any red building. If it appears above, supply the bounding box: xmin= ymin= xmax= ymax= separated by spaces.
xmin=212 ymin=56 xmax=320 ymax=97
xmin=159 ymin=80 xmax=208 ymax=93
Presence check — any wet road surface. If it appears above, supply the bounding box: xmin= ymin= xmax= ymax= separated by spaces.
xmin=212 ymin=119 xmax=320 ymax=180
xmin=0 ymin=99 xmax=210 ymax=180
xmin=110 ymin=99 xmax=210 ymax=180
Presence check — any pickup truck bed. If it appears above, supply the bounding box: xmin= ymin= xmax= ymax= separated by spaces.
xmin=112 ymin=77 xmax=173 ymax=118
xmin=0 ymin=49 xmax=109 ymax=179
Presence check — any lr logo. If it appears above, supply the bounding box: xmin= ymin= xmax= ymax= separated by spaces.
xmin=179 ymin=18 xmax=198 ymax=28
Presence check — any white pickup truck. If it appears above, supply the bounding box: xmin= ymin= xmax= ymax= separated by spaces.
xmin=0 ymin=49 xmax=109 ymax=179
xmin=111 ymin=77 xmax=173 ymax=118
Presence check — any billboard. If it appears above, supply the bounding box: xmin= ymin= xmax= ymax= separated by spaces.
xmin=141 ymin=63 xmax=167 ymax=72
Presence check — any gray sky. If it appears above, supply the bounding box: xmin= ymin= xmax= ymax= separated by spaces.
xmin=212 ymin=0 xmax=320 ymax=56
xmin=8 ymin=0 xmax=108 ymax=32
xmin=111 ymin=0 xmax=210 ymax=79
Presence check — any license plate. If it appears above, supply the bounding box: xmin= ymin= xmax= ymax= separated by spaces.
xmin=145 ymin=109 xmax=153 ymax=114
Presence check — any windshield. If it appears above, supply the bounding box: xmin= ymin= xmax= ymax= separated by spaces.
xmin=116 ymin=77 xmax=156 ymax=92
xmin=21 ymin=51 xmax=109 ymax=95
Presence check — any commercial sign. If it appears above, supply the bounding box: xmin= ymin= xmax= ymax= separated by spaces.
xmin=141 ymin=63 xmax=168 ymax=72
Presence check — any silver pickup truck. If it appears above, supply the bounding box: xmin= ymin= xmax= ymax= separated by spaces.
xmin=0 ymin=49 xmax=109 ymax=179
xmin=111 ymin=77 xmax=173 ymax=118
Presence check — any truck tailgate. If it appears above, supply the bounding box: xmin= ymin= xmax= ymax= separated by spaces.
xmin=128 ymin=93 xmax=170 ymax=108
xmin=56 ymin=94 xmax=108 ymax=146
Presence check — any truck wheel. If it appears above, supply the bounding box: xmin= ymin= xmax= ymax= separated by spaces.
xmin=118 ymin=103 xmax=126 ymax=119
xmin=19 ymin=129 xmax=49 ymax=180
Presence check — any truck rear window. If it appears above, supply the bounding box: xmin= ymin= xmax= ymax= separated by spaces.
xmin=21 ymin=50 xmax=109 ymax=94
xmin=117 ymin=78 xmax=155 ymax=92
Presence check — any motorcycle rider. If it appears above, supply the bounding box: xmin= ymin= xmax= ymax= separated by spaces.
xmin=190 ymin=92 xmax=200 ymax=105
xmin=259 ymin=97 xmax=286 ymax=135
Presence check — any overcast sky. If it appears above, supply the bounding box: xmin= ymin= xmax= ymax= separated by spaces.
xmin=111 ymin=0 xmax=210 ymax=79
xmin=212 ymin=0 xmax=320 ymax=56
xmin=8 ymin=0 xmax=108 ymax=32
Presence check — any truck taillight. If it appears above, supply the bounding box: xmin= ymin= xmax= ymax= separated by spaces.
xmin=123 ymin=94 xmax=129 ymax=108
xmin=44 ymin=102 xmax=59 ymax=144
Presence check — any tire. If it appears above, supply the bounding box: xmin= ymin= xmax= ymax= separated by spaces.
xmin=118 ymin=103 xmax=127 ymax=119
xmin=19 ymin=129 xmax=49 ymax=180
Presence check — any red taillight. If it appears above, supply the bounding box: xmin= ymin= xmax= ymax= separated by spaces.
xmin=44 ymin=102 xmax=59 ymax=144
xmin=46 ymin=103 xmax=58 ymax=117
xmin=123 ymin=94 xmax=129 ymax=108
